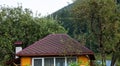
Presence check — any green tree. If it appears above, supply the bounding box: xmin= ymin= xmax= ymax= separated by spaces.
xmin=0 ymin=5 xmax=67 ymax=65
xmin=71 ymin=0 xmax=120 ymax=66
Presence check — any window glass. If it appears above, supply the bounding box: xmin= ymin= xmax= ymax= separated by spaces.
xmin=56 ymin=58 xmax=65 ymax=66
xmin=34 ymin=59 xmax=42 ymax=66
xmin=44 ymin=58 xmax=54 ymax=66
xmin=67 ymin=57 xmax=76 ymax=66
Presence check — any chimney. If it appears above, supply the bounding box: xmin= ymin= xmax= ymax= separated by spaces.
xmin=14 ymin=41 xmax=22 ymax=58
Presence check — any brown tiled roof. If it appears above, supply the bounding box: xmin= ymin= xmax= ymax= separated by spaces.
xmin=16 ymin=34 xmax=94 ymax=57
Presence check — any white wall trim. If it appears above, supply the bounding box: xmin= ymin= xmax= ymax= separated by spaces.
xmin=42 ymin=58 xmax=44 ymax=66
xmin=54 ymin=57 xmax=56 ymax=66
xmin=65 ymin=57 xmax=67 ymax=66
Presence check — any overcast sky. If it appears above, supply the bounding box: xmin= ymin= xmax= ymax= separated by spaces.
xmin=0 ymin=0 xmax=73 ymax=16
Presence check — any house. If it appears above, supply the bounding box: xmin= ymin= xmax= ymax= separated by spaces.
xmin=16 ymin=34 xmax=95 ymax=66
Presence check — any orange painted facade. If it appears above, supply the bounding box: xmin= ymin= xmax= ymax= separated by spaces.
xmin=78 ymin=55 xmax=90 ymax=66
xmin=21 ymin=57 xmax=31 ymax=66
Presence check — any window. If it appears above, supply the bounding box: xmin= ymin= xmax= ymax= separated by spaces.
xmin=33 ymin=58 xmax=42 ymax=66
xmin=56 ymin=58 xmax=65 ymax=66
xmin=44 ymin=58 xmax=54 ymax=66
xmin=32 ymin=57 xmax=76 ymax=66
xmin=67 ymin=57 xmax=76 ymax=66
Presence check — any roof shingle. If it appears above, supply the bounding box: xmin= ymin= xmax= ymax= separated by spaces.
xmin=16 ymin=34 xmax=94 ymax=57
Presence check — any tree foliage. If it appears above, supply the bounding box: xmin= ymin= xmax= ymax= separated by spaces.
xmin=71 ymin=0 xmax=120 ymax=66
xmin=0 ymin=5 xmax=66 ymax=65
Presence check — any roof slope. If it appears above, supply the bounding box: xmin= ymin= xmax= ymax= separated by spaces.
xmin=16 ymin=34 xmax=94 ymax=57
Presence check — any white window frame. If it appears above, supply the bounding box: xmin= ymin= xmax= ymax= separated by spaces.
xmin=32 ymin=58 xmax=44 ymax=66
xmin=32 ymin=57 xmax=77 ymax=66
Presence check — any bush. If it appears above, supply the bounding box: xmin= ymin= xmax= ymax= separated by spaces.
xmin=69 ymin=61 xmax=89 ymax=66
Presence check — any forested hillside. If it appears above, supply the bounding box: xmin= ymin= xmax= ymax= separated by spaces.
xmin=50 ymin=2 xmax=97 ymax=52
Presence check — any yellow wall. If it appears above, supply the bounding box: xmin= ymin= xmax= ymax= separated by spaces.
xmin=21 ymin=57 xmax=31 ymax=66
xmin=20 ymin=56 xmax=90 ymax=66
xmin=78 ymin=55 xmax=90 ymax=66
